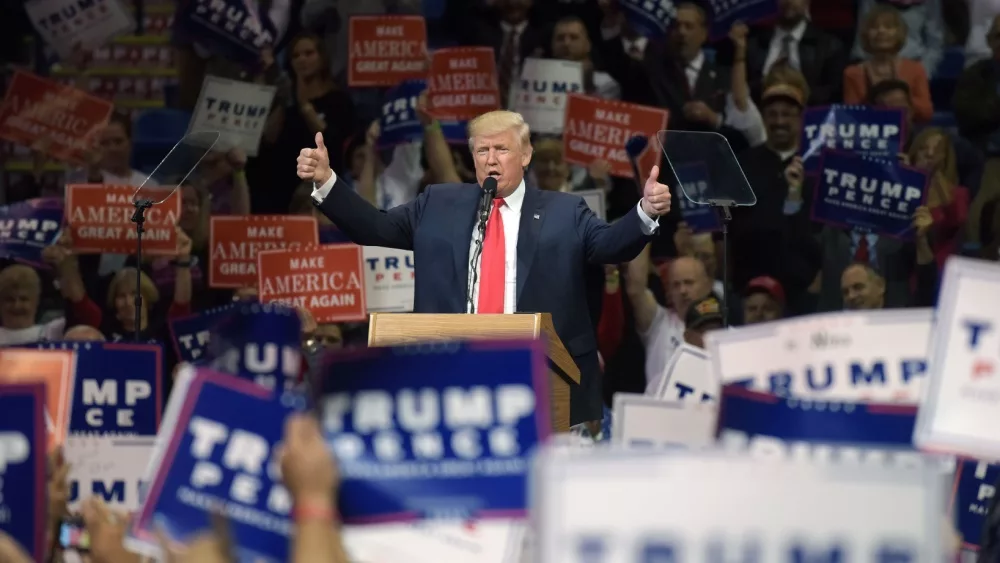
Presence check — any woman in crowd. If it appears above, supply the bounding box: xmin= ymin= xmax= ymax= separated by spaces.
xmin=844 ymin=5 xmax=933 ymax=123
xmin=0 ymin=265 xmax=65 ymax=345
xmin=907 ymin=128 xmax=971 ymax=270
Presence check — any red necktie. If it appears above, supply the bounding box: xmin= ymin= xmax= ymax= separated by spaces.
xmin=478 ymin=198 xmax=506 ymax=314
xmin=854 ymin=236 xmax=870 ymax=264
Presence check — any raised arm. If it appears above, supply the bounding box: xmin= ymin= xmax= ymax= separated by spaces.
xmin=298 ymin=132 xmax=421 ymax=250
xmin=579 ymin=165 xmax=669 ymax=264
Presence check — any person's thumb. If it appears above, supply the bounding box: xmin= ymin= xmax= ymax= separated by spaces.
xmin=315 ymin=132 xmax=327 ymax=155
xmin=646 ymin=165 xmax=660 ymax=186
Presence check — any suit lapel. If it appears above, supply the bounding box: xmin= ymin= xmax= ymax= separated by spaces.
xmin=516 ymin=187 xmax=543 ymax=307
xmin=453 ymin=186 xmax=481 ymax=306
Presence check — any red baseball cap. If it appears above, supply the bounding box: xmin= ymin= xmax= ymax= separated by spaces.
xmin=745 ymin=276 xmax=786 ymax=306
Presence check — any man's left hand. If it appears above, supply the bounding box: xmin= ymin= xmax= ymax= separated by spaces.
xmin=641 ymin=165 xmax=671 ymax=217
xmin=682 ymin=101 xmax=720 ymax=128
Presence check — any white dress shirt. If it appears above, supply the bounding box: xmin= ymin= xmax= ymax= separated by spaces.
xmin=311 ymin=174 xmax=660 ymax=314
xmin=763 ymin=20 xmax=807 ymax=77
xmin=685 ymin=50 xmax=705 ymax=92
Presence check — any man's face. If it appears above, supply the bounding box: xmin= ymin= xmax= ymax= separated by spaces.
xmin=670 ymin=6 xmax=707 ymax=60
xmin=777 ymin=0 xmax=808 ymax=23
xmin=762 ymin=100 xmax=802 ymax=151
xmin=499 ymin=0 xmax=532 ymax=22
xmin=691 ymin=235 xmax=717 ymax=279
xmin=552 ymin=21 xmax=590 ymax=62
xmin=841 ymin=266 xmax=884 ymax=310
xmin=875 ymin=89 xmax=912 ymax=126
xmin=668 ymin=258 xmax=712 ymax=318
xmin=472 ymin=128 xmax=532 ymax=197
xmin=533 ymin=154 xmax=568 ymax=190
xmin=742 ymin=292 xmax=782 ymax=324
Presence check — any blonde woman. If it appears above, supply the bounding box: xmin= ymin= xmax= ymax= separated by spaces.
xmin=0 ymin=265 xmax=65 ymax=345
xmin=906 ymin=128 xmax=970 ymax=270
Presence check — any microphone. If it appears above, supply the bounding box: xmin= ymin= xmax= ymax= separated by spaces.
xmin=468 ymin=176 xmax=499 ymax=313
xmin=625 ymin=135 xmax=649 ymax=193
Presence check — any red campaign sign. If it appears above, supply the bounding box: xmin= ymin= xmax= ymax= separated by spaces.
xmin=257 ymin=244 xmax=367 ymax=323
xmin=0 ymin=70 xmax=113 ymax=164
xmin=348 ymin=15 xmax=428 ymax=87
xmin=427 ymin=47 xmax=500 ymax=121
xmin=562 ymin=94 xmax=669 ymax=181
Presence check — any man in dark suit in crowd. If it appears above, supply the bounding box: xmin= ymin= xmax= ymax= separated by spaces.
xmin=296 ymin=111 xmax=671 ymax=424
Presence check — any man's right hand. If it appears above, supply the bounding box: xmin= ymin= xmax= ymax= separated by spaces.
xmin=297 ymin=132 xmax=332 ymax=185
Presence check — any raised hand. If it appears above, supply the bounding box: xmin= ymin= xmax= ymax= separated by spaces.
xmin=641 ymin=165 xmax=671 ymax=217
xmin=296 ymin=131 xmax=332 ymax=185
xmin=278 ymin=414 xmax=338 ymax=505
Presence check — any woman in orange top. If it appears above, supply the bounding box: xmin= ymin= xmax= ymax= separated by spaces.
xmin=843 ymin=5 xmax=933 ymax=123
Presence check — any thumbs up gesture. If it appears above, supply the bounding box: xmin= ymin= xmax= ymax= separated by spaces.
xmin=297 ymin=132 xmax=332 ymax=185
xmin=641 ymin=165 xmax=671 ymax=217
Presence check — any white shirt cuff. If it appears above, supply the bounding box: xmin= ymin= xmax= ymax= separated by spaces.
xmin=636 ymin=200 xmax=660 ymax=234
xmin=310 ymin=171 xmax=339 ymax=204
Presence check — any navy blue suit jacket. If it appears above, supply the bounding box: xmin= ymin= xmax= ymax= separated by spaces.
xmin=315 ymin=178 xmax=653 ymax=423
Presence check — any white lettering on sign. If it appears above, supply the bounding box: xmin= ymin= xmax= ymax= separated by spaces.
xmin=81 ymin=379 xmax=153 ymax=428
xmin=0 ymin=432 xmax=29 ymax=473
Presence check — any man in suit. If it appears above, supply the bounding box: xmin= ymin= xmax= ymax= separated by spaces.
xmin=296 ymin=111 xmax=671 ymax=424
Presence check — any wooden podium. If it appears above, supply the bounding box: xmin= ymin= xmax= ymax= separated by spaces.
xmin=368 ymin=313 xmax=580 ymax=432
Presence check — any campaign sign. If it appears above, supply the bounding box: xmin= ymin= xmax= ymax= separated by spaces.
xmin=707 ymin=0 xmax=779 ymax=40
xmin=348 ymin=15 xmax=428 ymax=87
xmin=619 ymin=0 xmax=676 ymax=38
xmin=316 ymin=340 xmax=550 ymax=523
xmin=319 ymin=225 xmax=352 ymax=244
xmin=576 ymin=189 xmax=606 ymax=222
xmin=0 ymin=70 xmax=114 ymax=164
xmin=719 ymin=386 xmax=918 ymax=458
xmin=800 ymin=105 xmax=906 ymax=175
xmin=204 ymin=302 xmax=303 ymax=393
xmin=129 ymin=368 xmax=303 ymax=561
xmin=509 ymin=58 xmax=583 ymax=135
xmin=0 ymin=383 xmax=46 ymax=560
xmin=0 ymin=349 xmax=76 ymax=451
xmin=209 ymin=215 xmax=319 ymax=289
xmin=950 ymin=460 xmax=999 ymax=550
xmin=65 ymin=435 xmax=155 ymax=511
xmin=914 ymin=257 xmax=1000 ymax=460
xmin=362 ymin=246 xmax=415 ymax=313
xmin=0 ymin=197 xmax=62 ymax=266
xmin=611 ymin=393 xmax=716 ymax=449
xmin=177 ymin=0 xmax=276 ymax=65
xmin=563 ymin=94 xmax=668 ymax=179
xmin=672 ymin=162 xmax=722 ymax=233
xmin=812 ymin=150 xmax=928 ymax=239
xmin=66 ymin=184 xmax=181 ymax=255
xmin=188 ymin=76 xmax=276 ymax=156
xmin=257 ymin=244 xmax=367 ymax=323
xmin=169 ymin=303 xmax=239 ymax=364
xmin=30 ymin=341 xmax=162 ymax=435
xmin=439 ymin=119 xmax=469 ymax=146
xmin=378 ymin=79 xmax=426 ymax=149
xmin=706 ymin=308 xmax=932 ymax=403
xmin=427 ymin=47 xmax=500 ymax=121
xmin=533 ymin=446 xmax=945 ymax=562
xmin=26 ymin=0 xmax=134 ymax=60
xmin=650 ymin=343 xmax=719 ymax=403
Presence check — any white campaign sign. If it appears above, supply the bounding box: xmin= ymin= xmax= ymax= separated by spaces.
xmin=188 ymin=76 xmax=276 ymax=157
xmin=650 ymin=343 xmax=718 ymax=402
xmin=510 ymin=58 xmax=583 ymax=135
xmin=65 ymin=435 xmax=155 ymax=511
xmin=26 ymin=0 xmax=133 ymax=60
xmin=576 ymin=189 xmax=606 ymax=221
xmin=611 ymin=393 xmax=715 ymax=449
xmin=362 ymin=246 xmax=415 ymax=313
xmin=705 ymin=309 xmax=931 ymax=402
xmin=915 ymin=258 xmax=1000 ymax=459
xmin=532 ymin=448 xmax=945 ymax=562
xmin=343 ymin=520 xmax=525 ymax=563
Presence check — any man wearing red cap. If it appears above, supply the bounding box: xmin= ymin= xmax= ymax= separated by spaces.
xmin=742 ymin=276 xmax=786 ymax=325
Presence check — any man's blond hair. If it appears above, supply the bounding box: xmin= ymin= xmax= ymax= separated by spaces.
xmin=467 ymin=111 xmax=532 ymax=153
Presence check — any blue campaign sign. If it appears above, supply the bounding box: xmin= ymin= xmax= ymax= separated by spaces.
xmin=0 ymin=198 xmax=62 ymax=267
xmin=63 ymin=342 xmax=162 ymax=435
xmin=800 ymin=105 xmax=906 ymax=175
xmin=620 ymin=0 xmax=677 ymax=38
xmin=706 ymin=0 xmax=779 ymax=40
xmin=131 ymin=369 xmax=301 ymax=561
xmin=673 ymin=163 xmax=722 ymax=233
xmin=169 ymin=303 xmax=239 ymax=364
xmin=0 ymin=383 xmax=46 ymax=561
xmin=719 ymin=385 xmax=917 ymax=449
xmin=440 ymin=119 xmax=468 ymax=146
xmin=205 ymin=303 xmax=303 ymax=392
xmin=178 ymin=0 xmax=276 ymax=65
xmin=811 ymin=150 xmax=928 ymax=239
xmin=315 ymin=340 xmax=550 ymax=523
xmin=378 ymin=79 xmax=426 ymax=149
xmin=951 ymin=460 xmax=1000 ymax=551
xmin=319 ymin=225 xmax=352 ymax=244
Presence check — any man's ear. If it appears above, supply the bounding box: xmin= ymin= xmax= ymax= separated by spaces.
xmin=522 ymin=146 xmax=533 ymax=169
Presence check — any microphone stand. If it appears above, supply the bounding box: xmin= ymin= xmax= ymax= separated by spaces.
xmin=130 ymin=198 xmax=153 ymax=342
xmin=467 ymin=192 xmax=494 ymax=314
xmin=708 ymin=198 xmax=735 ymax=328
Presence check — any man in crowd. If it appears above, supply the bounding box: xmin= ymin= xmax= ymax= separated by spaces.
xmin=743 ymin=276 xmax=786 ymax=324
xmin=296 ymin=111 xmax=671 ymax=424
